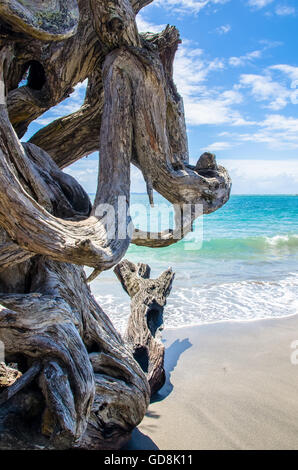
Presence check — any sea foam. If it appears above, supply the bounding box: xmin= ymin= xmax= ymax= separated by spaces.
xmin=96 ymin=273 xmax=298 ymax=334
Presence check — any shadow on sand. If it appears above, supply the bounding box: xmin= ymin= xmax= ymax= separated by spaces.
xmin=123 ymin=337 xmax=192 ymax=450
xmin=123 ymin=428 xmax=160 ymax=450
xmin=151 ymin=337 xmax=192 ymax=403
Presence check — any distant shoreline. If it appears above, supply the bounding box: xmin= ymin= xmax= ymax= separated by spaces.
xmin=88 ymin=192 xmax=298 ymax=196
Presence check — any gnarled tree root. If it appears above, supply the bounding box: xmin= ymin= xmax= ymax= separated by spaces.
xmin=0 ymin=257 xmax=150 ymax=450
xmin=0 ymin=257 xmax=173 ymax=449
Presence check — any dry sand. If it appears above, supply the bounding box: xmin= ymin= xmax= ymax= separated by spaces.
xmin=125 ymin=315 xmax=298 ymax=450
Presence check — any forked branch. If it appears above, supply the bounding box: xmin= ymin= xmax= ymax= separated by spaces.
xmin=115 ymin=260 xmax=175 ymax=396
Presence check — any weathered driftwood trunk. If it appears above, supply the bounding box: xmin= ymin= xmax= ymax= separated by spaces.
xmin=115 ymin=260 xmax=174 ymax=396
xmin=0 ymin=0 xmax=231 ymax=450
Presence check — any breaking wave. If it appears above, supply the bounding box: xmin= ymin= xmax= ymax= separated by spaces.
xmin=96 ymin=273 xmax=298 ymax=334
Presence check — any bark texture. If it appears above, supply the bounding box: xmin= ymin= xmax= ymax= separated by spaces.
xmin=0 ymin=0 xmax=79 ymax=40
xmin=0 ymin=0 xmax=231 ymax=450
xmin=115 ymin=260 xmax=174 ymax=396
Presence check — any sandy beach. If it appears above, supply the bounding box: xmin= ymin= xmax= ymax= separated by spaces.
xmin=125 ymin=315 xmax=298 ymax=450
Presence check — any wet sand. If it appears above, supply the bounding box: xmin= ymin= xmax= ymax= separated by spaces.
xmin=124 ymin=315 xmax=298 ymax=450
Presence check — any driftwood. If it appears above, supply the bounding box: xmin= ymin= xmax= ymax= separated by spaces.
xmin=0 ymin=0 xmax=231 ymax=450
xmin=0 ymin=362 xmax=40 ymax=406
xmin=0 ymin=362 xmax=22 ymax=389
xmin=0 ymin=0 xmax=79 ymax=41
xmin=115 ymin=260 xmax=174 ymax=396
xmin=0 ymin=257 xmax=150 ymax=449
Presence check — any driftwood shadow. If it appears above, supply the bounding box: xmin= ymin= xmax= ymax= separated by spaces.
xmin=122 ymin=428 xmax=160 ymax=450
xmin=122 ymin=337 xmax=192 ymax=450
xmin=151 ymin=337 xmax=192 ymax=403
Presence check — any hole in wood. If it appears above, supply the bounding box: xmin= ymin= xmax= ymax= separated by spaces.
xmin=133 ymin=345 xmax=149 ymax=373
xmin=20 ymin=61 xmax=46 ymax=91
xmin=147 ymin=305 xmax=163 ymax=338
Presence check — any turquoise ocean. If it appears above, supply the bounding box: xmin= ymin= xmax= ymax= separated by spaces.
xmin=89 ymin=194 xmax=298 ymax=333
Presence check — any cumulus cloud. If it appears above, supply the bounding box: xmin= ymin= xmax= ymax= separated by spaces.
xmin=247 ymin=0 xmax=295 ymax=16
xmin=270 ymin=64 xmax=298 ymax=81
xmin=182 ymin=92 xmax=249 ymax=126
xmin=237 ymin=62 xmax=298 ymax=111
xmin=173 ymin=41 xmax=262 ymax=126
xmin=136 ymin=14 xmax=166 ymax=33
xmin=220 ymin=114 xmax=298 ymax=150
xmin=229 ymin=40 xmax=281 ymax=68
xmin=173 ymin=43 xmax=214 ymax=97
xmin=172 ymin=36 xmax=275 ymax=127
xmin=239 ymin=73 xmax=291 ymax=110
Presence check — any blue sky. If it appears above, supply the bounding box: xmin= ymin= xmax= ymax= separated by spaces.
xmin=24 ymin=0 xmax=298 ymax=194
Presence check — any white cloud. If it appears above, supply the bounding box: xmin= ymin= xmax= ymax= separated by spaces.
xmin=247 ymin=0 xmax=274 ymax=9
xmin=154 ymin=0 xmax=230 ymax=14
xmin=136 ymin=20 xmax=246 ymax=129
xmin=204 ymin=141 xmax=234 ymax=151
xmin=214 ymin=24 xmax=231 ymax=34
xmin=183 ymin=92 xmax=249 ymax=126
xmin=228 ymin=39 xmax=280 ymax=68
xmin=270 ymin=64 xmax=298 ymax=81
xmin=221 ymin=114 xmax=298 ymax=150
xmin=173 ymin=43 xmax=259 ymax=126
xmin=136 ymin=14 xmax=166 ymax=33
xmin=229 ymin=50 xmax=262 ymax=67
xmin=239 ymin=73 xmax=291 ymax=110
xmin=65 ymin=158 xmax=98 ymax=195
xmin=275 ymin=5 xmax=296 ymax=16
xmin=173 ymin=43 xmax=211 ymax=97
xmin=261 ymin=114 xmax=298 ymax=138
xmin=136 ymin=11 xmax=286 ymax=133
xmin=35 ymin=80 xmax=87 ymax=127
xmin=247 ymin=0 xmax=295 ymax=16
xmin=222 ymin=159 xmax=298 ymax=194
